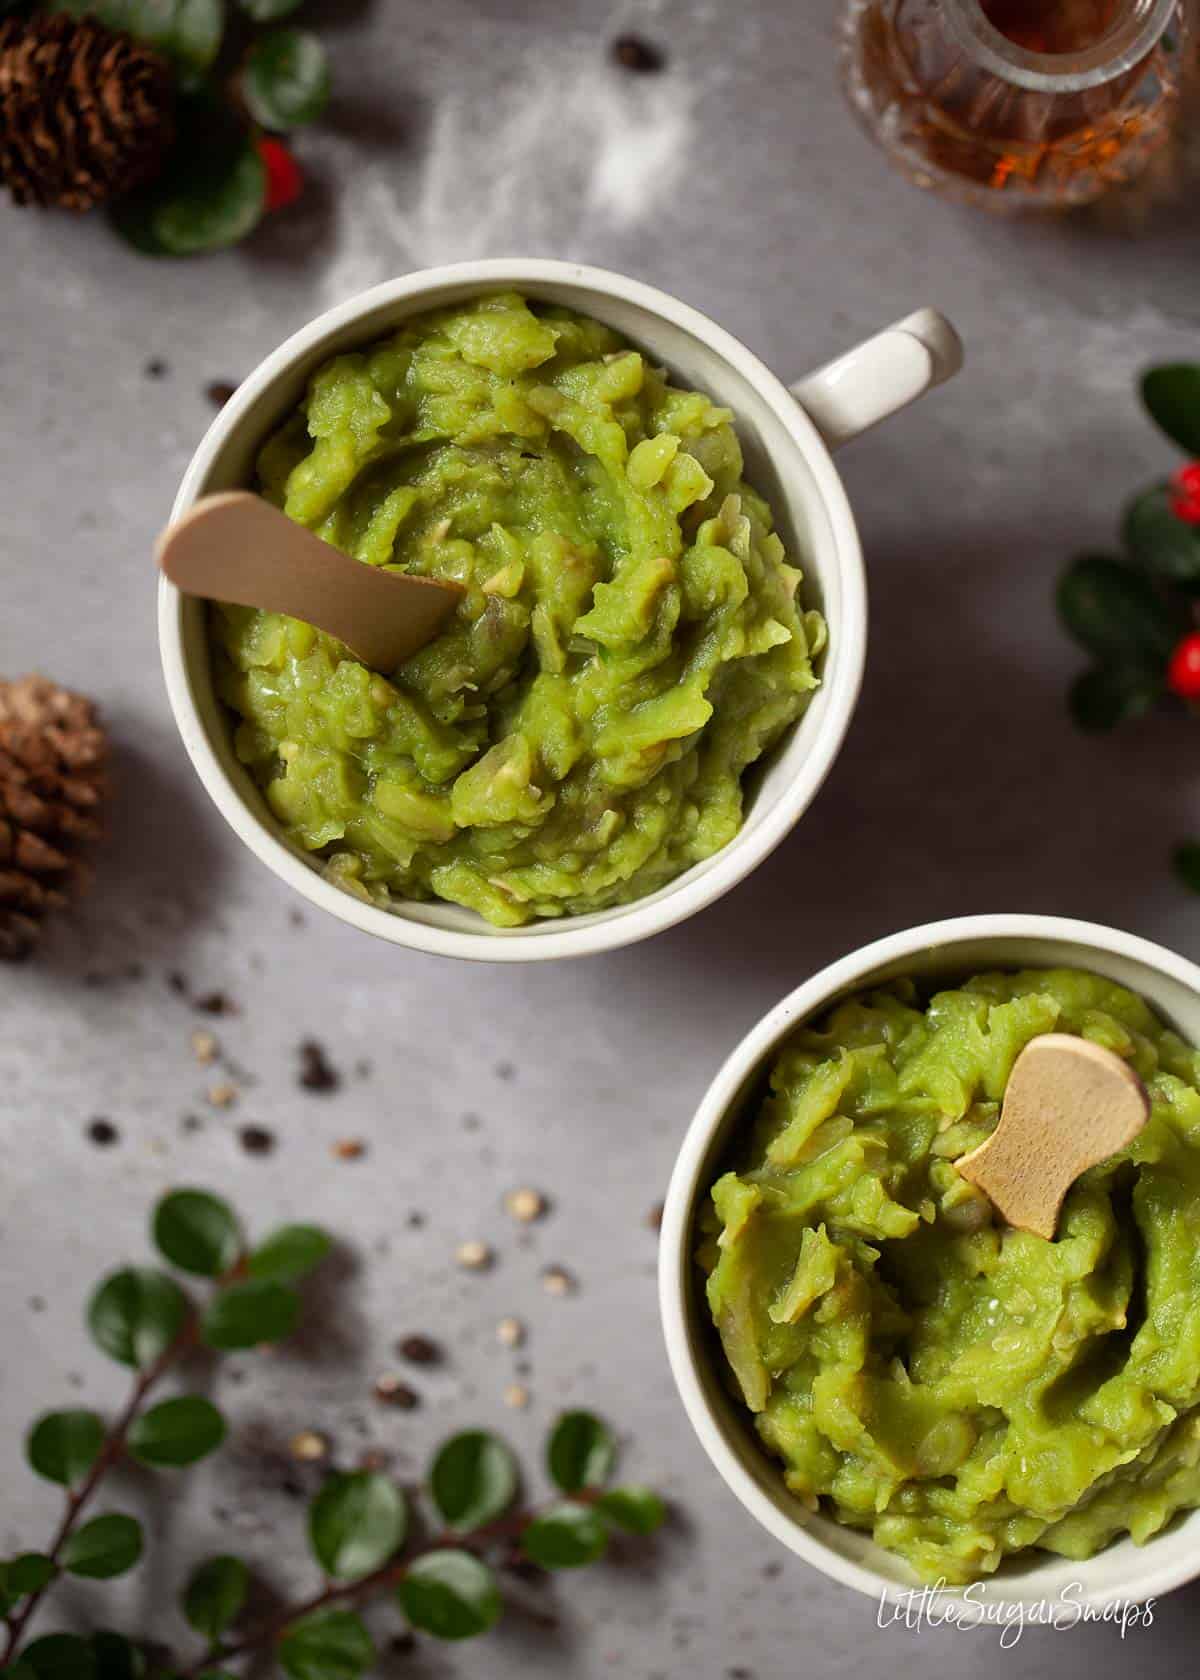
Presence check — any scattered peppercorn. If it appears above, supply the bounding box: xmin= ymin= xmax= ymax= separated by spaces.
xmin=144 ymin=357 xmax=169 ymax=379
xmin=398 ymin=1334 xmax=441 ymax=1365
xmin=86 ymin=1118 xmax=119 ymax=1147
xmin=504 ymin=1187 xmax=547 ymax=1223
xmin=290 ymin=1430 xmax=329 ymax=1462
xmin=167 ymin=970 xmax=188 ymax=995
xmin=611 ymin=33 xmax=667 ymax=72
xmin=206 ymin=381 xmax=238 ymax=409
xmin=299 ymin=1038 xmax=341 ymax=1093
xmin=194 ymin=990 xmax=234 ymax=1015
xmin=238 ymin=1125 xmax=275 ymax=1156
xmin=541 ymin=1266 xmax=574 ymax=1296
xmin=1168 ymin=632 xmax=1200 ymax=700
xmin=332 ymin=1138 xmax=366 ymax=1161
xmin=373 ymin=1374 xmax=419 ymax=1409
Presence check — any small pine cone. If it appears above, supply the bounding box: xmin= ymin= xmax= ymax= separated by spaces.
xmin=0 ymin=12 xmax=174 ymax=212
xmin=0 ymin=675 xmax=108 ymax=961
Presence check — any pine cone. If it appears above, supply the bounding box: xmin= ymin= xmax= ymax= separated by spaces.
xmin=0 ymin=675 xmax=108 ymax=961
xmin=0 ymin=12 xmax=174 ymax=211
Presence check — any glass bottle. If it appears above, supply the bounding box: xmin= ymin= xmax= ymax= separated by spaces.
xmin=840 ymin=0 xmax=1190 ymax=210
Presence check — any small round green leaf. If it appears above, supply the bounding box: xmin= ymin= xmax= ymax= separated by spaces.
xmin=1123 ymin=486 xmax=1200 ymax=585
xmin=429 ymin=1432 xmax=518 ymax=1531
xmin=201 ymin=1279 xmax=299 ymax=1350
xmin=20 ymin=1635 xmax=96 ymax=1680
xmin=88 ymin=1268 xmax=189 ymax=1369
xmin=239 ymin=0 xmax=303 ymax=21
xmin=1056 ymin=555 xmax=1180 ymax=663
xmin=5 ymin=1553 xmax=57 ymax=1597
xmin=247 ymin=1225 xmax=331 ymax=1284
xmin=89 ymin=1633 xmax=144 ymax=1680
xmin=1143 ymin=364 xmax=1200 ymax=456
xmin=128 ymin=1396 xmax=226 ymax=1468
xmin=595 ymin=1486 xmax=666 ymax=1535
xmin=243 ymin=29 xmax=331 ymax=130
xmin=278 ymin=1610 xmax=373 ymax=1680
xmin=1068 ymin=663 xmax=1161 ymax=732
xmin=61 ymin=1514 xmax=143 ymax=1581
xmin=547 ymin=1412 xmax=616 ymax=1493
xmin=46 ymin=0 xmax=223 ymax=69
xmin=521 ymin=1503 xmax=607 ymax=1570
xmin=182 ymin=1554 xmax=249 ymax=1643
xmin=308 ymin=1472 xmax=407 ymax=1580
xmin=397 ymin=1550 xmax=501 ymax=1641
xmin=153 ymin=1190 xmax=241 ymax=1277
xmin=27 ymin=1411 xmax=104 ymax=1487
xmin=115 ymin=129 xmax=266 ymax=257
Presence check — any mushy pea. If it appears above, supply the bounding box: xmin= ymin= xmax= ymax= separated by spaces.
xmin=700 ymin=969 xmax=1200 ymax=1583
xmin=211 ymin=292 xmax=824 ymax=926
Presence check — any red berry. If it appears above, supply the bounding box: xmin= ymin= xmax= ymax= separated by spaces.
xmin=1167 ymin=632 xmax=1200 ymax=700
xmin=1170 ymin=462 xmax=1200 ymax=526
xmin=257 ymin=137 xmax=303 ymax=213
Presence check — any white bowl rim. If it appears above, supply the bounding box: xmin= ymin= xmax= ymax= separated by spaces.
xmin=158 ymin=257 xmax=867 ymax=963
xmin=658 ymin=911 xmax=1200 ymax=1607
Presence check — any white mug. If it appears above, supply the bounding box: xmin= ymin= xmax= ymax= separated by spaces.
xmin=158 ymin=259 xmax=962 ymax=961
xmin=659 ymin=913 xmax=1200 ymax=1607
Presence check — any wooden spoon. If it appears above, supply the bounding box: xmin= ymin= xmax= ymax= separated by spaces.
xmin=956 ymin=1033 xmax=1149 ymax=1240
xmin=157 ymin=491 xmax=464 ymax=671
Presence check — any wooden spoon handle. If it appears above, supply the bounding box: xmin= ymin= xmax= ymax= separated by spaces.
xmin=157 ymin=492 xmax=463 ymax=672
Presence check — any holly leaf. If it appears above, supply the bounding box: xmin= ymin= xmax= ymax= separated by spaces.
xmin=1068 ymin=663 xmax=1162 ymax=732
xmin=61 ymin=1515 xmax=143 ymax=1581
xmin=521 ymin=1503 xmax=607 ymax=1569
xmin=247 ymin=1225 xmax=331 ymax=1284
xmin=87 ymin=1268 xmax=189 ymax=1369
xmin=128 ymin=1396 xmax=226 ymax=1467
xmin=242 ymin=28 xmax=331 ymax=129
xmin=238 ymin=0 xmax=301 ymax=16
xmin=20 ymin=1635 xmax=97 ymax=1680
xmin=1056 ymin=555 xmax=1180 ymax=663
xmin=308 ymin=1472 xmax=407 ymax=1580
xmin=429 ymin=1432 xmax=518 ymax=1532
xmin=182 ymin=1555 xmax=249 ymax=1643
xmin=1143 ymin=364 xmax=1200 ymax=456
xmin=89 ymin=1633 xmax=144 ymax=1680
xmin=546 ymin=1412 xmax=615 ymax=1494
xmin=595 ymin=1486 xmax=666 ymax=1535
xmin=27 ymin=1410 xmax=105 ymax=1487
xmin=201 ymin=1279 xmax=299 ymax=1350
xmin=278 ymin=1611 xmax=373 ymax=1680
xmin=153 ymin=1190 xmax=241 ymax=1277
xmin=397 ymin=1550 xmax=501 ymax=1641
xmin=114 ymin=99 xmax=266 ymax=257
xmin=1123 ymin=485 xmax=1200 ymax=585
xmin=47 ymin=0 xmax=224 ymax=69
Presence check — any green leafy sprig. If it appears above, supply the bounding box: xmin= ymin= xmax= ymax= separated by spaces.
xmin=1 ymin=1194 xmax=666 ymax=1678
xmin=30 ymin=0 xmax=332 ymax=255
xmin=1058 ymin=362 xmax=1200 ymax=731
xmin=1 ymin=1189 xmax=331 ymax=1674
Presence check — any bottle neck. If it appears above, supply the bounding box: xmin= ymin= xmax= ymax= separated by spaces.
xmin=942 ymin=0 xmax=1176 ymax=91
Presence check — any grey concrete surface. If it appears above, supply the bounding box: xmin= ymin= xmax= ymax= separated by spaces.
xmin=4 ymin=0 xmax=1200 ymax=1674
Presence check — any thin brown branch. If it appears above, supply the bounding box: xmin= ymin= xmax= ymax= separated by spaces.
xmin=3 ymin=1312 xmax=199 ymax=1665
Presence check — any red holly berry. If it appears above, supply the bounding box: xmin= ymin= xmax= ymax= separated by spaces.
xmin=1167 ymin=632 xmax=1200 ymax=700
xmin=1170 ymin=462 xmax=1200 ymax=526
xmin=257 ymin=137 xmax=303 ymax=213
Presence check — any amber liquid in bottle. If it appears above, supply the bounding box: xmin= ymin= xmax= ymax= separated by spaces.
xmin=841 ymin=0 xmax=1186 ymax=209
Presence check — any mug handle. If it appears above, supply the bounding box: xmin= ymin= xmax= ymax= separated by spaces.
xmin=789 ymin=309 xmax=964 ymax=452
